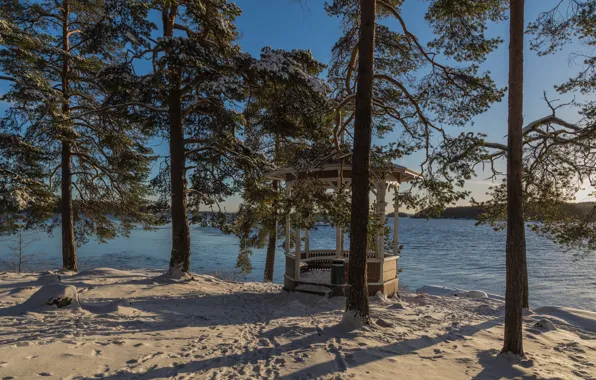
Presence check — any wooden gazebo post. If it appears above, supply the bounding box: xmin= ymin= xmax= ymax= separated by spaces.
xmin=285 ymin=185 xmax=291 ymax=255
xmin=376 ymin=180 xmax=387 ymax=259
xmin=285 ymin=185 xmax=303 ymax=281
xmin=304 ymin=229 xmax=310 ymax=257
xmin=295 ymin=222 xmax=301 ymax=280
xmin=335 ymin=226 xmax=343 ymax=258
xmin=336 ymin=169 xmax=344 ymax=259
xmin=376 ymin=180 xmax=387 ymax=285
xmin=393 ymin=184 xmax=400 ymax=257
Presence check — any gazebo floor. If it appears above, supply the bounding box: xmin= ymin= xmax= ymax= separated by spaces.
xmin=284 ymin=250 xmax=399 ymax=297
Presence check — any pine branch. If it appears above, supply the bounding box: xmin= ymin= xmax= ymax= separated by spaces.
xmin=483 ymin=115 xmax=584 ymax=152
xmin=182 ymin=98 xmax=212 ymax=117
xmin=71 ymin=152 xmax=124 ymax=197
xmin=48 ymin=163 xmax=61 ymax=191
xmin=522 ymin=115 xmax=580 ymax=134
xmin=184 ymin=138 xmax=212 ymax=145
xmin=482 ymin=142 xmax=508 ymax=151
xmin=71 ymin=102 xmax=169 ymax=118
xmin=173 ymin=23 xmax=196 ymax=37
xmin=377 ymin=0 xmax=471 ymax=94
xmin=345 ymin=45 xmax=358 ymax=95
xmin=374 ymin=74 xmax=441 ymax=137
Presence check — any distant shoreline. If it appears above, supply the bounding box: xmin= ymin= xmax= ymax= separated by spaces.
xmin=396 ymin=202 xmax=596 ymax=221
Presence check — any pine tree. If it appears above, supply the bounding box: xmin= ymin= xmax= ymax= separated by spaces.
xmin=232 ymin=48 xmax=331 ymax=281
xmin=0 ymin=133 xmax=54 ymax=233
xmin=0 ymin=0 xmax=156 ymax=271
xmin=519 ymin=0 xmax=596 ymax=252
xmin=472 ymin=1 xmax=596 ymax=307
xmin=343 ymin=0 xmax=376 ymax=325
xmin=112 ymin=1 xmax=273 ymax=276
xmin=325 ymin=0 xmax=507 ymax=325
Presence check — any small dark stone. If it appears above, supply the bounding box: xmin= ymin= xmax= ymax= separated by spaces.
xmin=376 ymin=318 xmax=394 ymax=328
xmin=46 ymin=297 xmax=72 ymax=308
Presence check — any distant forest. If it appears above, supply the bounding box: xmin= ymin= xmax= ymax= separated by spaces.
xmin=409 ymin=203 xmax=596 ymax=220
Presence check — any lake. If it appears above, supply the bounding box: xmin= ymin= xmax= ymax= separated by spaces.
xmin=1 ymin=218 xmax=595 ymax=311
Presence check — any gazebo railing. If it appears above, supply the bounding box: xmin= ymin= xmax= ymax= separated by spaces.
xmin=293 ymin=249 xmax=380 ymax=261
xmin=287 ymin=249 xmax=387 ymax=275
xmin=300 ymin=249 xmax=348 ymax=259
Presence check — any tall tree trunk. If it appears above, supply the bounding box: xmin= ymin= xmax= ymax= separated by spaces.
xmin=168 ymin=79 xmax=190 ymax=273
xmin=263 ymin=181 xmax=278 ymax=282
xmin=61 ymin=142 xmax=77 ymax=271
xmin=163 ymin=7 xmax=191 ymax=274
xmin=346 ymin=0 xmax=376 ymax=324
xmin=502 ymin=0 xmax=525 ymax=356
xmin=18 ymin=229 xmax=22 ymax=274
xmin=264 ymin=135 xmax=281 ymax=282
xmin=60 ymin=0 xmax=77 ymax=272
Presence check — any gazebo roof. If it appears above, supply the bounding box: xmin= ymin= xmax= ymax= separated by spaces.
xmin=266 ymin=158 xmax=421 ymax=188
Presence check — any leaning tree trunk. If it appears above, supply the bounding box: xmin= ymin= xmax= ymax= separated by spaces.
xmin=346 ymin=0 xmax=376 ymax=325
xmin=60 ymin=0 xmax=77 ymax=272
xmin=502 ymin=0 xmax=526 ymax=356
xmin=164 ymin=6 xmax=191 ymax=274
xmin=264 ymin=135 xmax=281 ymax=282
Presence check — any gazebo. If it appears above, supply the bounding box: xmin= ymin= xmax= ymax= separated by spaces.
xmin=266 ymin=160 xmax=420 ymax=297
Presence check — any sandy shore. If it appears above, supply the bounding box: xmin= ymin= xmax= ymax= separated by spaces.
xmin=0 ymin=268 xmax=594 ymax=379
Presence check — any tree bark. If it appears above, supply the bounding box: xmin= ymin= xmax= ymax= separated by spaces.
xmin=163 ymin=6 xmax=191 ymax=274
xmin=168 ymin=79 xmax=190 ymax=273
xmin=18 ymin=229 xmax=22 ymax=274
xmin=264 ymin=135 xmax=281 ymax=282
xmin=60 ymin=0 xmax=77 ymax=272
xmin=502 ymin=0 xmax=525 ymax=356
xmin=61 ymin=141 xmax=77 ymax=271
xmin=522 ymin=254 xmax=529 ymax=309
xmin=346 ymin=0 xmax=376 ymax=324
xmin=263 ymin=180 xmax=278 ymax=282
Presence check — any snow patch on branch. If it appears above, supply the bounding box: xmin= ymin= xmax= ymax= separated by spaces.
xmin=252 ymin=50 xmax=329 ymax=94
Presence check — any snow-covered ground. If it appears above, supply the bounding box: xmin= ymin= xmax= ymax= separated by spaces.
xmin=0 ymin=268 xmax=594 ymax=379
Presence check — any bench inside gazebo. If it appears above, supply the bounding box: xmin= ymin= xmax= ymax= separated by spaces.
xmin=267 ymin=160 xmax=420 ymax=297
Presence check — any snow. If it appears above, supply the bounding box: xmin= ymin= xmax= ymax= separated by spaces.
xmin=252 ymin=50 xmax=329 ymax=94
xmin=295 ymin=283 xmax=332 ymax=295
xmin=534 ymin=306 xmax=596 ymax=333
xmin=339 ymin=309 xmax=367 ymax=330
xmin=8 ymin=188 xmax=32 ymax=211
xmin=534 ymin=319 xmax=557 ymax=331
xmin=306 ymin=75 xmax=328 ymax=94
xmin=35 ymin=273 xmax=62 ymax=285
xmin=0 ymin=270 xmax=595 ymax=379
xmin=299 ymin=269 xmax=331 ymax=284
xmin=158 ymin=264 xmax=194 ymax=281
xmin=417 ymin=285 xmax=502 ymax=301
xmin=0 ymin=284 xmax=80 ymax=316
xmin=203 ymin=75 xmax=242 ymax=94
xmin=73 ymin=267 xmax=138 ymax=279
xmin=455 ymin=290 xmax=488 ymax=299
